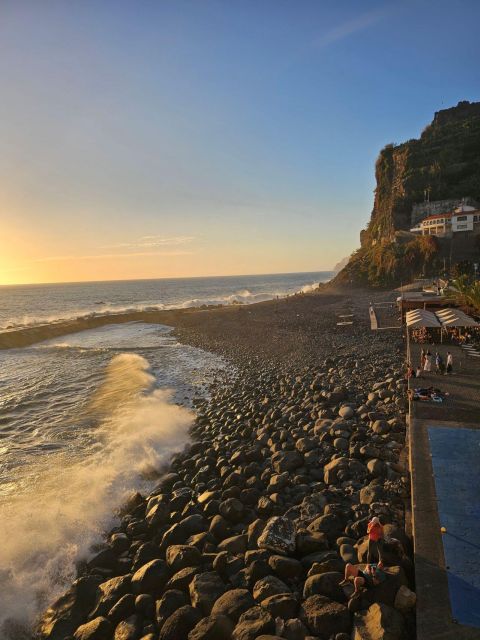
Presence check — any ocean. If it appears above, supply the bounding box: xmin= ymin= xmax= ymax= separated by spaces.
xmin=0 ymin=271 xmax=331 ymax=635
xmin=0 ymin=272 xmax=330 ymax=330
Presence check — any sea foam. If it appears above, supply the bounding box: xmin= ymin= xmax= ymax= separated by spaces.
xmin=0 ymin=353 xmax=192 ymax=637
xmin=0 ymin=282 xmax=322 ymax=332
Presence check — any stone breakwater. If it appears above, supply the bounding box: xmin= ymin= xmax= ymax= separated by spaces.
xmin=36 ymin=322 xmax=415 ymax=640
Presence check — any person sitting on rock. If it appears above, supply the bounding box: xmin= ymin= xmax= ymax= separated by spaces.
xmin=340 ymin=563 xmax=387 ymax=593
xmin=367 ymin=516 xmax=384 ymax=568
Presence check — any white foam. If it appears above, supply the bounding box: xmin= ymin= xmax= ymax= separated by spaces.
xmin=0 ymin=281 xmax=325 ymax=331
xmin=0 ymin=353 xmax=193 ymax=636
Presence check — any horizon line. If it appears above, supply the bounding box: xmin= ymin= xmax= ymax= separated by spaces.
xmin=0 ymin=268 xmax=335 ymax=288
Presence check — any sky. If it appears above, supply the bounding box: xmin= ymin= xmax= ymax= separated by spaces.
xmin=0 ymin=0 xmax=479 ymax=285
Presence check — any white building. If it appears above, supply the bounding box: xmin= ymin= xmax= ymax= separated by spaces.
xmin=410 ymin=204 xmax=480 ymax=237
xmin=410 ymin=212 xmax=452 ymax=236
xmin=451 ymin=204 xmax=480 ymax=233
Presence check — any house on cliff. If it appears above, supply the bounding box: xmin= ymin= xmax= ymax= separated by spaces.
xmin=410 ymin=201 xmax=480 ymax=238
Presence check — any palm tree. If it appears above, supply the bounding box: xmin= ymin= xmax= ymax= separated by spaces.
xmin=446 ymin=276 xmax=480 ymax=314
xmin=465 ymin=281 xmax=480 ymax=312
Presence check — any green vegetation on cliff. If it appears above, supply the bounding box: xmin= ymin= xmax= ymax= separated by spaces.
xmin=338 ymin=235 xmax=440 ymax=288
xmin=335 ymin=101 xmax=480 ymax=287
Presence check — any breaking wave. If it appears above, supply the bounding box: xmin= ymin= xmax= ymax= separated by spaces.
xmin=0 ymin=282 xmax=322 ymax=332
xmin=0 ymin=353 xmax=193 ymax=637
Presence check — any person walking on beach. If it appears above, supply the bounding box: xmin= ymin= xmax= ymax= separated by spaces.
xmin=366 ymin=516 xmax=384 ymax=568
xmin=446 ymin=351 xmax=453 ymax=374
xmin=435 ymin=352 xmax=444 ymax=374
xmin=420 ymin=348 xmax=426 ymax=369
xmin=424 ymin=350 xmax=432 ymax=372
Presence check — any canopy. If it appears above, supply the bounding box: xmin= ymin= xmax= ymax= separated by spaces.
xmin=436 ymin=308 xmax=458 ymax=318
xmin=406 ymin=307 xmax=479 ymax=329
xmin=405 ymin=309 xmax=441 ymax=328
xmin=434 ymin=308 xmax=479 ymax=328
xmin=438 ymin=315 xmax=479 ymax=328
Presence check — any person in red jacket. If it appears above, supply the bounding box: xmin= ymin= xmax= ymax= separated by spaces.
xmin=367 ymin=516 xmax=384 ymax=568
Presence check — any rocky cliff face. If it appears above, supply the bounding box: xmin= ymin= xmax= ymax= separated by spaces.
xmin=335 ymin=101 xmax=480 ymax=287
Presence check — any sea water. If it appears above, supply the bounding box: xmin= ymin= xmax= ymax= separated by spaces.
xmin=0 ymin=272 xmax=331 ymax=634
xmin=0 ymin=272 xmax=331 ymax=330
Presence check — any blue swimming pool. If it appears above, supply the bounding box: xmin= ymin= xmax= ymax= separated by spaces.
xmin=428 ymin=426 xmax=480 ymax=628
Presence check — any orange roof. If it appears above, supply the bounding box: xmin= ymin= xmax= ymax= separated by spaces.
xmin=422 ymin=212 xmax=452 ymax=223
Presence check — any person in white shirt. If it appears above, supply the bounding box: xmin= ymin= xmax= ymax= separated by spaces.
xmin=446 ymin=352 xmax=453 ymax=374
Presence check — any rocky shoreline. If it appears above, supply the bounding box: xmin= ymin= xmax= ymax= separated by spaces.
xmin=36 ymin=289 xmax=415 ymax=640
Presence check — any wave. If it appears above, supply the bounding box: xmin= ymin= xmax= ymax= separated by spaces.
xmin=0 ymin=282 xmax=324 ymax=350
xmin=0 ymin=282 xmax=324 ymax=332
xmin=0 ymin=353 xmax=193 ymax=637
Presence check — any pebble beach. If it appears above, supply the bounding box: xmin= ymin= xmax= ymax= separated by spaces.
xmin=35 ymin=288 xmax=415 ymax=640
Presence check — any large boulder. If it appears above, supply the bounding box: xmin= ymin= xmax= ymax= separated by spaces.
xmin=231 ymin=606 xmax=275 ymax=640
xmin=247 ymin=518 xmax=266 ymax=548
xmin=371 ymin=420 xmax=391 ymax=435
xmin=219 ymin=498 xmax=245 ymax=523
xmin=166 ymin=545 xmax=202 ymax=573
xmin=274 ymin=617 xmax=309 ymax=640
xmin=307 ymin=514 xmax=343 ymax=540
xmin=188 ymin=614 xmax=234 ymax=640
xmin=303 ymin=572 xmax=345 ymax=602
xmin=132 ymin=542 xmax=161 ymax=571
xmin=131 ymin=559 xmax=169 ymax=596
xmin=353 ymin=602 xmax=405 ymax=640
xmin=323 ymin=458 xmax=366 ymax=485
xmin=218 ymin=534 xmax=248 ymax=555
xmin=160 ymin=516 xmax=208 ymax=550
xmin=73 ymin=617 xmax=112 ymax=640
xmin=300 ymin=595 xmax=350 ymax=639
xmin=367 ymin=459 xmax=387 ymax=478
xmin=210 ymin=589 xmax=255 ymax=623
xmin=189 ymin=572 xmax=226 ymax=615
xmin=209 ymin=515 xmax=231 ymax=541
xmin=359 ymin=485 xmax=388 ymax=505
xmin=297 ymin=494 xmax=328 ymax=522
xmin=145 ymin=502 xmax=170 ymax=528
xmin=113 ymin=615 xmax=142 ymax=640
xmin=296 ymin=530 xmax=329 ymax=555
xmin=156 ymin=590 xmax=188 ymax=630
xmin=158 ymin=605 xmax=202 ymax=640
xmin=90 ymin=575 xmax=133 ymax=618
xmin=107 ymin=594 xmax=136 ymax=626
xmin=339 ymin=405 xmax=355 ymax=419
xmin=394 ymin=585 xmax=416 ymax=613
xmin=167 ymin=566 xmax=202 ymax=592
xmin=36 ymin=576 xmax=101 ymax=640
xmin=253 ymin=576 xmax=290 ymax=602
xmin=307 ymin=558 xmax=346 ymax=576
xmin=260 ymin=593 xmax=298 ymax=619
xmin=268 ymin=555 xmax=304 ymax=580
xmin=323 ymin=458 xmax=348 ymax=485
xmin=257 ymin=517 xmax=296 ymax=555
xmin=271 ymin=450 xmax=304 ymax=473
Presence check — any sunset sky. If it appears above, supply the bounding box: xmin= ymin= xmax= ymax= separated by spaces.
xmin=1 ymin=0 xmax=479 ymax=285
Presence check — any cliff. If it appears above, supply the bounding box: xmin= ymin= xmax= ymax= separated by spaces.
xmin=334 ymin=100 xmax=480 ymax=287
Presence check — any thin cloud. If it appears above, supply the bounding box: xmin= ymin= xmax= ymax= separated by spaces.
xmin=312 ymin=7 xmax=390 ymax=49
xmin=100 ymin=236 xmax=196 ymax=250
xmin=35 ymin=251 xmax=193 ymax=262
